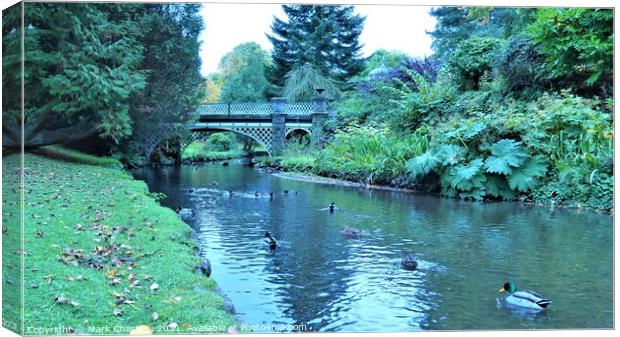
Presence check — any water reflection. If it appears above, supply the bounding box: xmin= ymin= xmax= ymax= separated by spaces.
xmin=133 ymin=162 xmax=613 ymax=331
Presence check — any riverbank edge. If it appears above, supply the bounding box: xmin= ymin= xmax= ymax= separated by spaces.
xmin=258 ymin=164 xmax=613 ymax=215
xmin=3 ymin=153 xmax=241 ymax=334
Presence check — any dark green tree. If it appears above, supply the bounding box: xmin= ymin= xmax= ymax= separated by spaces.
xmin=118 ymin=3 xmax=205 ymax=162
xmin=429 ymin=7 xmax=534 ymax=62
xmin=2 ymin=3 xmax=147 ymax=149
xmin=267 ymin=4 xmax=365 ymax=89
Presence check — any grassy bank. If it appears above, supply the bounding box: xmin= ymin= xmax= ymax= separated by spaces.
xmin=182 ymin=141 xmax=244 ymax=163
xmin=2 ymin=153 xmax=236 ymax=335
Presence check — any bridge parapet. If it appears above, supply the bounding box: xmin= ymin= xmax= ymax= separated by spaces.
xmin=197 ymin=101 xmax=315 ymax=116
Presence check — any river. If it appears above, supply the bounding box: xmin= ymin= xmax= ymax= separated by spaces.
xmin=132 ymin=160 xmax=613 ymax=332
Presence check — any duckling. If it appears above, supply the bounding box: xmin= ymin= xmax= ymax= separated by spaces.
xmin=264 ymin=232 xmax=277 ymax=250
xmin=340 ymin=226 xmax=361 ymax=239
xmin=254 ymin=191 xmax=260 ymax=198
xmin=499 ymin=282 xmax=551 ymax=310
xmin=400 ymin=253 xmax=417 ymax=271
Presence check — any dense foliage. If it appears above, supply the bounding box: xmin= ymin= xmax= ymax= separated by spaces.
xmin=2 ymin=3 xmax=204 ymax=162
xmin=268 ymin=6 xmax=614 ymax=212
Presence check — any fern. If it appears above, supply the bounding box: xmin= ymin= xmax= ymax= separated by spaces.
xmin=484 ymin=139 xmax=529 ymax=175
xmin=508 ymin=156 xmax=548 ymax=192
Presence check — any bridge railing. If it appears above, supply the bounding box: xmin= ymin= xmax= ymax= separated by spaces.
xmin=196 ymin=102 xmax=315 ymax=116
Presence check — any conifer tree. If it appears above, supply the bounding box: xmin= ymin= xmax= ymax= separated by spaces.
xmin=267 ymin=5 xmax=365 ymax=88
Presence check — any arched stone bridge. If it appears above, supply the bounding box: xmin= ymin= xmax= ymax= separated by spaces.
xmin=143 ymin=97 xmax=331 ymax=160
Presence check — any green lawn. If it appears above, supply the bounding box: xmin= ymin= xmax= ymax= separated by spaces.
xmin=2 ymin=153 xmax=236 ymax=335
xmin=182 ymin=141 xmax=244 ymax=162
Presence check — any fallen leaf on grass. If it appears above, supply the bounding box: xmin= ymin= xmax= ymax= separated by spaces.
xmin=166 ymin=322 xmax=178 ymax=329
xmin=113 ymin=308 xmax=123 ymax=316
xmin=43 ymin=274 xmax=55 ymax=283
xmin=54 ymin=294 xmax=79 ymax=307
xmin=108 ymin=278 xmax=121 ymax=286
xmin=151 ymin=312 xmax=159 ymax=321
xmin=168 ymin=296 xmax=182 ymax=304
xmin=149 ymin=283 xmax=159 ymax=291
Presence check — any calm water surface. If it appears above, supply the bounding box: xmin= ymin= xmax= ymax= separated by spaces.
xmin=133 ymin=161 xmax=613 ymax=332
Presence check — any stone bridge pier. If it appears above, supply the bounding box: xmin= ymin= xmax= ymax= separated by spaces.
xmin=270 ymin=97 xmax=328 ymax=156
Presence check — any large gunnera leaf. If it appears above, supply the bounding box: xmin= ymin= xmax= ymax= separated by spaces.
xmin=508 ymin=156 xmax=548 ymax=192
xmin=484 ymin=139 xmax=529 ymax=175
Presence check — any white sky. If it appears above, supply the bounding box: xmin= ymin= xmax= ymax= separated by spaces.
xmin=198 ymin=3 xmax=436 ymax=76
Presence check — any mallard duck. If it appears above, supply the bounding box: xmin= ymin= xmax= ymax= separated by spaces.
xmin=401 ymin=253 xmax=417 ymax=271
xmin=264 ymin=232 xmax=277 ymax=250
xmin=499 ymin=282 xmax=551 ymax=310
xmin=340 ymin=226 xmax=361 ymax=238
xmin=328 ymin=202 xmax=338 ymax=213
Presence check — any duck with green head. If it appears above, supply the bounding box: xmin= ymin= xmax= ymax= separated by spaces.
xmin=499 ymin=282 xmax=551 ymax=310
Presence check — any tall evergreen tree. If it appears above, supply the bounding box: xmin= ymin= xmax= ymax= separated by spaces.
xmin=267 ymin=5 xmax=365 ymax=88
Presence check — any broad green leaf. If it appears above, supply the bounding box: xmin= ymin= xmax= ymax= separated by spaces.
xmin=508 ymin=156 xmax=548 ymax=192
xmin=437 ymin=144 xmax=466 ymax=165
xmin=405 ymin=149 xmax=439 ymax=178
xmin=484 ymin=139 xmax=529 ymax=175
xmin=449 ymin=158 xmax=486 ymax=191
xmin=484 ymin=174 xmax=516 ymax=200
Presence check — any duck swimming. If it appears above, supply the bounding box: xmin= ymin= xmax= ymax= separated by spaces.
xmin=264 ymin=232 xmax=277 ymax=250
xmin=340 ymin=226 xmax=361 ymax=238
xmin=328 ymin=202 xmax=338 ymax=213
xmin=499 ymin=282 xmax=551 ymax=310
xmin=401 ymin=253 xmax=418 ymax=271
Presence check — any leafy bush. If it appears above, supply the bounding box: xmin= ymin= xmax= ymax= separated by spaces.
xmin=205 ymin=133 xmax=234 ymax=151
xmin=402 ymin=91 xmax=612 ymax=209
xmin=527 ymin=8 xmax=613 ymax=94
xmin=492 ymin=34 xmax=548 ymax=96
xmin=449 ymin=36 xmax=503 ymax=90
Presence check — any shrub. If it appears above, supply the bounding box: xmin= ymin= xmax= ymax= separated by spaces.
xmin=449 ymin=36 xmax=503 ymax=91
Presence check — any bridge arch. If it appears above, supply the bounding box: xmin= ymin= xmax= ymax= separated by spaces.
xmin=189 ymin=126 xmax=274 ymax=156
xmin=285 ymin=127 xmax=311 ymax=138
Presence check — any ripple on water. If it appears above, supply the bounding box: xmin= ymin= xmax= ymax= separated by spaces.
xmin=132 ymin=164 xmax=613 ymax=331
